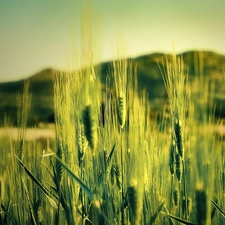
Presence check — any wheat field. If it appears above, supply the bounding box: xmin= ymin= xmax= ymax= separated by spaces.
xmin=0 ymin=49 xmax=225 ymax=225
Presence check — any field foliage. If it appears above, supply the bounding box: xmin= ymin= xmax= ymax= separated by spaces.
xmin=0 ymin=49 xmax=225 ymax=225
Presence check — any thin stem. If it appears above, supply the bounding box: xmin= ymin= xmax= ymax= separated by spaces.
xmin=119 ymin=128 xmax=125 ymax=225
xmin=182 ymin=160 xmax=188 ymax=220
xmin=170 ymin=175 xmax=174 ymax=214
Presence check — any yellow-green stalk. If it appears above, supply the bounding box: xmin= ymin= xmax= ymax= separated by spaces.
xmin=127 ymin=180 xmax=143 ymax=225
xmin=82 ymin=104 xmax=97 ymax=154
xmin=195 ymin=184 xmax=208 ymax=225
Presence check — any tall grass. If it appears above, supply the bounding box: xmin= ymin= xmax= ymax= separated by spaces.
xmin=0 ymin=4 xmax=224 ymax=222
xmin=1 ymin=49 xmax=225 ymax=224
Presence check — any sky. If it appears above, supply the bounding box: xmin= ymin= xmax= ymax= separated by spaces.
xmin=0 ymin=0 xmax=225 ymax=82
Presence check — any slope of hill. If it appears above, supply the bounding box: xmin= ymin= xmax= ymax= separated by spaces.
xmin=0 ymin=51 xmax=225 ymax=125
xmin=0 ymin=68 xmax=57 ymax=124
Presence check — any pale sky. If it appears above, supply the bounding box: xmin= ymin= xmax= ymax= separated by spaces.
xmin=0 ymin=0 xmax=225 ymax=81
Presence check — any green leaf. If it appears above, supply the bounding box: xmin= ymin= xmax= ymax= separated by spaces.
xmin=52 ymin=154 xmax=99 ymax=206
xmin=106 ymin=143 xmax=116 ymax=163
xmin=207 ymin=195 xmax=225 ymax=219
xmin=149 ymin=202 xmax=165 ymax=224
xmin=161 ymin=212 xmax=196 ymax=225
xmin=21 ymin=177 xmax=37 ymax=225
xmin=0 ymin=202 xmax=17 ymax=224
xmin=15 ymin=154 xmax=58 ymax=208
xmin=98 ymin=143 xmax=116 ymax=184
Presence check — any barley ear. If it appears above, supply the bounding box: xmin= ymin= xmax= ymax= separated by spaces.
xmin=77 ymin=121 xmax=88 ymax=165
xmin=117 ymin=95 xmax=126 ymax=129
xmin=55 ymin=141 xmax=64 ymax=185
xmin=187 ymin=197 xmax=192 ymax=218
xmin=174 ymin=118 xmax=184 ymax=159
xmin=173 ymin=189 xmax=179 ymax=207
xmin=175 ymin=150 xmax=182 ymax=183
xmin=182 ymin=197 xmax=192 ymax=219
xmin=82 ymin=105 xmax=97 ymax=153
xmin=169 ymin=139 xmax=176 ymax=176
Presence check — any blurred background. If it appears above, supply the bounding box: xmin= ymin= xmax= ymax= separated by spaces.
xmin=0 ymin=0 xmax=225 ymax=125
xmin=1 ymin=0 xmax=225 ymax=81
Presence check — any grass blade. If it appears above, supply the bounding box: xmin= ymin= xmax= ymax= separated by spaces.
xmin=207 ymin=195 xmax=225 ymax=219
xmin=21 ymin=177 xmax=37 ymax=225
xmin=106 ymin=143 xmax=116 ymax=164
xmin=161 ymin=211 xmax=196 ymax=225
xmin=52 ymin=154 xmax=99 ymax=205
xmin=149 ymin=202 xmax=165 ymax=224
xmin=0 ymin=202 xmax=17 ymax=225
xmin=98 ymin=143 xmax=116 ymax=184
xmin=15 ymin=154 xmax=58 ymax=208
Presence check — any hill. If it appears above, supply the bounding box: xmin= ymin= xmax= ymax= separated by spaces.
xmin=0 ymin=50 xmax=225 ymax=125
xmin=0 ymin=68 xmax=57 ymax=124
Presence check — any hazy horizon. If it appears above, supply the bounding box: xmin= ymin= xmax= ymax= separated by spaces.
xmin=1 ymin=0 xmax=225 ymax=82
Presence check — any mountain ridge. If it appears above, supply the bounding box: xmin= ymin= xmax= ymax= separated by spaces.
xmin=1 ymin=50 xmax=225 ymax=125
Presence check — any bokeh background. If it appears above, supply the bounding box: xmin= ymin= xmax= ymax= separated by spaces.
xmin=0 ymin=0 xmax=225 ymax=81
